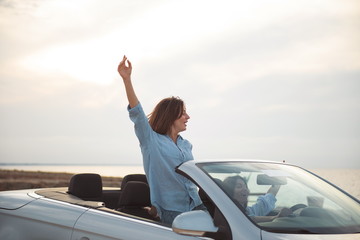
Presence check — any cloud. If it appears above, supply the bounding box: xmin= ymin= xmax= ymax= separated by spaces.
xmin=0 ymin=0 xmax=359 ymax=168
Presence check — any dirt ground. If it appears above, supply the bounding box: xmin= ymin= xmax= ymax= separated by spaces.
xmin=0 ymin=169 xmax=123 ymax=191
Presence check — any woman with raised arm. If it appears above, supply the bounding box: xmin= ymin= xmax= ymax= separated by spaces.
xmin=117 ymin=56 xmax=204 ymax=225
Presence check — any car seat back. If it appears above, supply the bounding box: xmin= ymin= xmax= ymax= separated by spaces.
xmin=68 ymin=173 xmax=103 ymax=201
xmin=117 ymin=181 xmax=156 ymax=220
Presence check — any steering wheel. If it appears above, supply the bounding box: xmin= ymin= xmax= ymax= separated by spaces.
xmin=266 ymin=204 xmax=307 ymax=217
xmin=290 ymin=203 xmax=307 ymax=212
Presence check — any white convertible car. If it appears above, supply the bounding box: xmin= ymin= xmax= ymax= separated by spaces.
xmin=0 ymin=159 xmax=359 ymax=240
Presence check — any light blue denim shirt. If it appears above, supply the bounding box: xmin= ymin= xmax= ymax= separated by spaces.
xmin=246 ymin=193 xmax=276 ymax=216
xmin=128 ymin=103 xmax=202 ymax=218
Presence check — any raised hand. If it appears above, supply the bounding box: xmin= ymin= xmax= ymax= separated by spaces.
xmin=118 ymin=55 xmax=132 ymax=81
xmin=118 ymin=55 xmax=138 ymax=108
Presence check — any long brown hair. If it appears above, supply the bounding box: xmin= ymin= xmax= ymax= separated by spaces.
xmin=148 ymin=96 xmax=185 ymax=135
xmin=223 ymin=175 xmax=249 ymax=207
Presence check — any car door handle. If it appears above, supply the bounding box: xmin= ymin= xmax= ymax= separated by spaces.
xmin=80 ymin=237 xmax=90 ymax=240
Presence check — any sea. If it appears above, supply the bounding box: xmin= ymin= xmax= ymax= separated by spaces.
xmin=1 ymin=164 xmax=359 ymax=200
xmin=0 ymin=164 xmax=145 ymax=179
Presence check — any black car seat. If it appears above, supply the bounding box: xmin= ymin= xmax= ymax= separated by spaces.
xmin=117 ymin=181 xmax=158 ymax=221
xmin=121 ymin=174 xmax=148 ymax=190
xmin=68 ymin=173 xmax=103 ymax=201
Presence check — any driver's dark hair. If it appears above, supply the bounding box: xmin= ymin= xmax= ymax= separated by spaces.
xmin=223 ymin=175 xmax=249 ymax=208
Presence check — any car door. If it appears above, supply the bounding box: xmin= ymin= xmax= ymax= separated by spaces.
xmin=71 ymin=208 xmax=202 ymax=240
xmin=0 ymin=195 xmax=86 ymax=240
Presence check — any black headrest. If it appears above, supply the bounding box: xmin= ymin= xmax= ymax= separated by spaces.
xmin=121 ymin=174 xmax=148 ymax=190
xmin=118 ymin=181 xmax=150 ymax=207
xmin=68 ymin=173 xmax=102 ymax=200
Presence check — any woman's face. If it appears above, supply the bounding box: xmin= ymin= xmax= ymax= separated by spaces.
xmin=233 ymin=179 xmax=250 ymax=206
xmin=172 ymin=110 xmax=190 ymax=133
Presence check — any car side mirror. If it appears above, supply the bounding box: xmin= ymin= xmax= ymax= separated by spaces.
xmin=172 ymin=210 xmax=219 ymax=237
xmin=257 ymin=174 xmax=287 ymax=185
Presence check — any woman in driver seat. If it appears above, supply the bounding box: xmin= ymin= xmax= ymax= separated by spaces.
xmin=223 ymin=175 xmax=291 ymax=222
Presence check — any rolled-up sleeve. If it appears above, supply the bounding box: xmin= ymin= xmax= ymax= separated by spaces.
xmin=128 ymin=103 xmax=153 ymax=146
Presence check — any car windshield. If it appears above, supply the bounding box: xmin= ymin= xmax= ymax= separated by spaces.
xmin=197 ymin=161 xmax=360 ymax=234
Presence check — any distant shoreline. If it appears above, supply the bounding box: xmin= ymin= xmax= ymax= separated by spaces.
xmin=0 ymin=165 xmax=145 ymax=178
xmin=0 ymin=169 xmax=123 ymax=191
xmin=0 ymin=163 xmax=143 ymax=166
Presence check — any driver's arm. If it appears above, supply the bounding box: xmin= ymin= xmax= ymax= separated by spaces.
xmin=251 ymin=208 xmax=292 ymax=223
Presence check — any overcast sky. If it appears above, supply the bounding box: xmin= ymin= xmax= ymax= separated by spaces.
xmin=0 ymin=0 xmax=359 ymax=168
